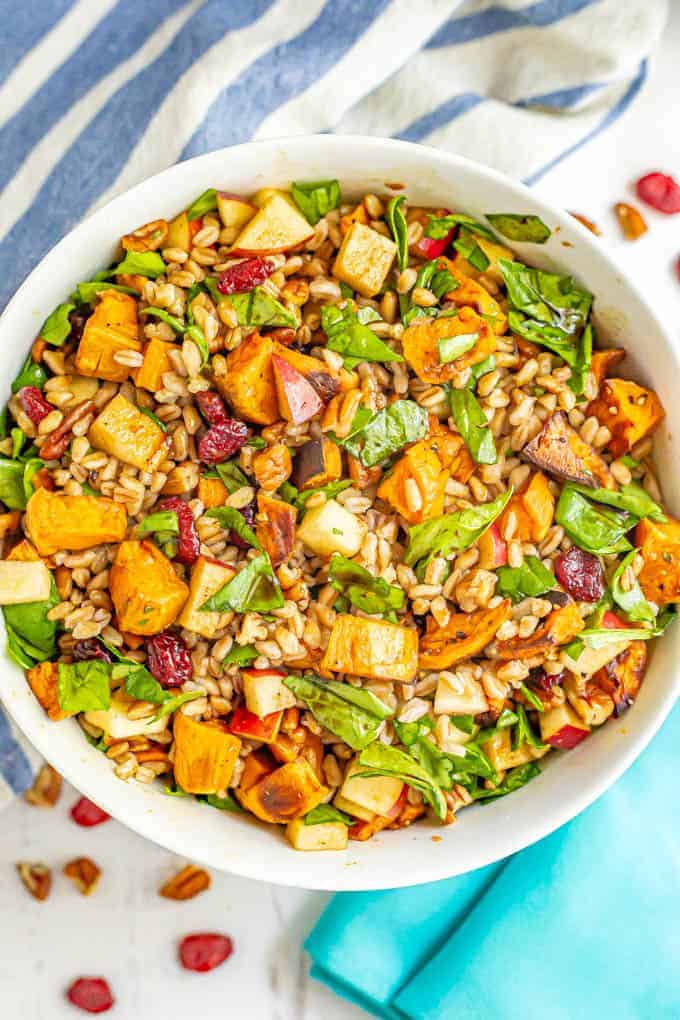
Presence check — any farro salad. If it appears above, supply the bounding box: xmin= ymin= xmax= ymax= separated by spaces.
xmin=2 ymin=181 xmax=677 ymax=852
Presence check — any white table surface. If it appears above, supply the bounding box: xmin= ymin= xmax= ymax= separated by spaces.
xmin=1 ymin=9 xmax=679 ymax=1018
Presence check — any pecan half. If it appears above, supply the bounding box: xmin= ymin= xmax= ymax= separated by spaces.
xmin=17 ymin=862 xmax=52 ymax=900
xmin=39 ymin=399 xmax=95 ymax=461
xmin=24 ymin=763 xmax=62 ymax=808
xmin=614 ymin=202 xmax=647 ymax=241
xmin=121 ymin=218 xmax=168 ymax=252
xmin=159 ymin=864 xmax=211 ymax=901
xmin=63 ymin=856 xmax=102 ymax=896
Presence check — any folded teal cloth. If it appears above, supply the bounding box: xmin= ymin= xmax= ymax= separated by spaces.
xmin=306 ymin=703 xmax=680 ymax=1020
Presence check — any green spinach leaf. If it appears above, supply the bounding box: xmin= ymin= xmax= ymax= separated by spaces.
xmin=610 ymin=549 xmax=657 ymax=625
xmin=136 ymin=510 xmax=179 ymax=540
xmin=353 ymin=400 xmax=428 ymax=467
xmin=57 ymin=661 xmax=111 ymax=714
xmin=72 ymin=280 xmax=138 ymax=304
xmin=449 ymin=387 xmax=496 ymax=464
xmin=321 ymin=303 xmax=403 ymax=369
xmin=0 ymin=461 xmax=28 ymax=510
xmin=283 ymin=674 xmax=391 ymax=750
xmin=357 ymin=742 xmax=447 ymax=820
xmin=555 ymin=486 xmax=635 ymax=556
xmin=207 ymin=506 xmax=261 ymax=550
xmin=453 ymin=232 xmax=490 ymax=271
xmin=40 ymin=302 xmax=75 ymax=346
xmin=496 ymin=556 xmax=556 ymax=603
xmin=405 ymin=488 xmax=513 ymax=567
xmin=425 ymin=213 xmax=495 ymax=242
xmin=472 ymin=762 xmax=541 ymax=801
xmin=386 ymin=196 xmax=409 ymax=270
xmin=520 ymin=682 xmax=545 ymax=712
xmin=486 ymin=213 xmax=551 ymax=243
xmin=568 ymin=481 xmax=665 ymax=523
xmin=291 ymin=180 xmax=341 ymax=224
xmin=200 ymin=552 xmax=283 ymax=613
xmin=512 ymin=704 xmax=546 ymax=751
xmin=219 ymin=286 xmax=297 ymax=330
xmin=201 ymin=791 xmax=244 ymax=813
xmin=11 ymin=353 xmax=48 ymax=393
xmin=186 ymin=188 xmax=217 ymax=220
xmin=3 ymin=576 xmax=59 ymax=663
xmin=438 ymin=332 xmax=479 ymax=365
xmin=112 ymin=251 xmax=166 ymax=279
xmin=223 ymin=643 xmax=258 ymax=666
xmin=328 ymin=554 xmax=405 ymax=616
xmin=304 ymin=803 xmax=352 ymax=826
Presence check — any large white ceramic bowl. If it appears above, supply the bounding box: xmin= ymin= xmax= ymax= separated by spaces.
xmin=1 ymin=136 xmax=678 ymax=890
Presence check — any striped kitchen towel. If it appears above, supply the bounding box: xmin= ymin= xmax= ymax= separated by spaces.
xmin=0 ymin=0 xmax=668 ymax=805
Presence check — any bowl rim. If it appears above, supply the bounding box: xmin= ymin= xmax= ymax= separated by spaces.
xmin=1 ymin=133 xmax=678 ymax=890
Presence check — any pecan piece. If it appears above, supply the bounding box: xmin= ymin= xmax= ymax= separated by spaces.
xmin=64 ymin=857 xmax=102 ymax=896
xmin=16 ymin=862 xmax=52 ymax=901
xmin=121 ymin=218 xmax=168 ymax=252
xmin=160 ymin=864 xmax=211 ymax=901
xmin=39 ymin=399 xmax=95 ymax=461
xmin=614 ymin=202 xmax=647 ymax=241
xmin=24 ymin=763 xmax=62 ymax=808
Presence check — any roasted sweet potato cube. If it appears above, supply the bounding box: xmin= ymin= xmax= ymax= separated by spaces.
xmin=75 ymin=290 xmax=142 ymax=382
xmin=6 ymin=539 xmax=41 ymax=562
xmin=495 ymin=603 xmax=584 ymax=660
xmin=402 ymin=307 xmax=495 ymax=384
xmin=256 ymin=493 xmax=297 ymax=567
xmin=89 ymin=393 xmax=167 ymax=471
xmin=378 ymin=440 xmax=448 ymax=525
xmin=178 ymin=556 xmax=236 ymax=638
xmin=110 ymin=540 xmax=188 ymax=635
xmin=439 ymin=262 xmax=507 ymax=334
xmin=292 ymin=438 xmax=342 ymax=490
xmin=428 ymin=423 xmax=475 ymax=484
xmin=339 ymin=201 xmax=368 ymax=235
xmin=240 ymin=749 xmax=276 ymax=792
xmin=522 ymin=411 xmax=615 ymax=489
xmin=27 ymin=662 xmax=72 ymax=721
xmin=252 ymin=442 xmax=292 ymax=492
xmin=173 ymin=713 xmax=241 ymax=795
xmin=590 ymin=348 xmax=625 ymax=386
xmin=216 ymin=334 xmax=278 ymax=425
xmin=0 ymin=511 xmax=21 ymax=538
xmin=448 ymin=236 xmax=514 ymax=285
xmin=197 ymin=476 xmax=228 ymax=509
xmin=133 ymin=338 xmax=174 ymax=392
xmin=587 ymin=378 xmax=664 ymax=457
xmin=498 ymin=471 xmax=554 ymax=543
xmin=333 ymin=222 xmax=397 ymax=297
xmin=25 ymin=487 xmax=127 ymax=557
xmin=419 ymin=601 xmax=511 ymax=670
xmin=237 ymin=758 xmax=328 ymax=823
xmin=593 ymin=640 xmax=648 ymax=716
xmin=321 ymin=615 xmax=419 ymax=683
xmin=636 ymin=516 xmax=680 ymax=605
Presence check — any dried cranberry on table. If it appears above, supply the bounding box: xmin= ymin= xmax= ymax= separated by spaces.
xmin=554 ymin=546 xmax=605 ymax=603
xmin=70 ymin=797 xmax=110 ymax=828
xmin=179 ymin=933 xmax=234 ymax=973
xmin=145 ymin=632 xmax=192 ymax=688
xmin=195 ymin=390 xmax=228 ymax=426
xmin=229 ymin=500 xmax=256 ymax=549
xmin=157 ymin=496 xmax=200 ymax=565
xmin=18 ymin=386 xmax=52 ymax=425
xmin=635 ymin=172 xmax=680 ymax=214
xmin=66 ymin=977 xmax=114 ymax=1014
xmin=217 ymin=257 xmax=274 ymax=294
xmin=198 ymin=420 xmax=249 ymax=464
xmin=72 ymin=639 xmax=113 ymax=664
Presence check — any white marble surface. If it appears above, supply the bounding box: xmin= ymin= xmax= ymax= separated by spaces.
xmin=1 ymin=9 xmax=679 ymax=1018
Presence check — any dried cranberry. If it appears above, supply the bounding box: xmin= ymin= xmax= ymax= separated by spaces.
xmin=19 ymin=386 xmax=52 ymax=425
xmin=229 ymin=500 xmax=256 ymax=549
xmin=68 ymin=307 xmax=91 ymax=345
xmin=157 ymin=497 xmax=200 ymax=565
xmin=198 ymin=421 xmax=249 ymax=464
xmin=145 ymin=632 xmax=192 ymax=688
xmin=66 ymin=977 xmax=114 ymax=1014
xmin=71 ymin=797 xmax=110 ymax=828
xmin=73 ymin=639 xmax=113 ymax=664
xmin=217 ymin=257 xmax=274 ymax=295
xmin=528 ymin=667 xmax=566 ymax=692
xmin=196 ymin=390 xmax=228 ymax=426
xmin=635 ymin=172 xmax=680 ymax=214
xmin=554 ymin=547 xmax=604 ymax=602
xmin=179 ymin=933 xmax=234 ymax=973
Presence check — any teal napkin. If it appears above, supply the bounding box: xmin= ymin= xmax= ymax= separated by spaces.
xmin=306 ymin=703 xmax=680 ymax=1019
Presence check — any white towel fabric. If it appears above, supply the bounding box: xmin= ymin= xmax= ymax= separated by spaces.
xmin=0 ymin=0 xmax=668 ymax=806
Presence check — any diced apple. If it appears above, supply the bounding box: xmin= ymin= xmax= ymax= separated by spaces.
xmin=338 ymin=758 xmax=404 ymax=817
xmin=333 ymin=792 xmax=375 ymax=822
xmin=272 ymin=355 xmax=323 ymax=424
xmin=562 ymin=638 xmax=631 ymax=677
xmin=563 ymin=673 xmax=614 ymax=727
xmin=45 ymin=374 xmax=99 ymax=411
xmin=217 ymin=192 xmax=257 ymax=230
xmin=540 ymin=702 xmax=590 ymax=750
xmin=242 ymin=668 xmax=296 ymax=718
xmin=229 ymin=707 xmax=282 ymax=743
xmin=482 ymin=727 xmax=548 ymax=771
xmin=166 ymin=211 xmax=191 ymax=250
xmin=286 ymin=818 xmax=348 ymax=852
xmin=0 ymin=560 xmax=52 ymax=605
xmin=333 ymin=222 xmax=397 ymax=297
xmin=89 ymin=393 xmax=167 ymax=471
xmin=296 ymin=499 xmax=366 ymax=559
xmin=434 ymin=671 xmax=488 ymax=716
xmin=230 ymin=193 xmax=313 ymax=255
xmin=251 ymin=187 xmax=296 ymax=209
xmin=477 ymin=523 xmax=508 ymax=569
xmin=85 ymin=693 xmax=169 ymax=740
xmin=178 ymin=556 xmax=236 ymax=638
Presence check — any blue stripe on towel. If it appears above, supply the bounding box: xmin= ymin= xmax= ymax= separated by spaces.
xmin=428 ymin=0 xmax=598 ymax=48
xmin=0 ymin=706 xmax=33 ymax=795
xmin=0 ymin=0 xmax=75 ymax=89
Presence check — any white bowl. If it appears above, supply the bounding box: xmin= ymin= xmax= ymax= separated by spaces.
xmin=1 ymin=136 xmax=678 ymax=890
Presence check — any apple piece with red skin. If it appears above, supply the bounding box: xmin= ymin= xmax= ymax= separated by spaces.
xmin=601 ymin=610 xmax=629 ymax=630
xmin=229 ymin=707 xmax=283 ymax=744
xmin=477 ymin=523 xmax=508 ymax=569
xmin=272 ymin=355 xmax=324 ymax=425
xmin=242 ymin=666 xmax=296 ymax=718
xmin=348 ymin=786 xmax=408 ymax=841
xmin=540 ymin=701 xmax=590 ymax=750
xmin=217 ymin=192 xmax=257 ymax=232
xmin=230 ymin=193 xmax=314 ymax=256
xmin=412 ymin=208 xmax=454 ymax=260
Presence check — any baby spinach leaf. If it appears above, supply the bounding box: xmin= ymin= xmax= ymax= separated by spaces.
xmin=291 ymin=179 xmax=341 ymax=225
xmin=354 ymin=399 xmax=428 ymax=467
xmin=112 ymin=251 xmax=166 ymax=278
xmin=112 ymin=661 xmax=167 ymax=704
xmin=139 ymin=407 xmax=167 ymax=431
xmin=438 ymin=332 xmax=479 ymax=365
xmin=466 ymin=354 xmax=496 ymax=390
xmin=201 ymin=791 xmax=244 ymax=813
xmin=22 ymin=459 xmax=45 ymax=504
xmin=6 ymin=626 xmax=50 ymax=669
xmin=610 ymin=550 xmax=658 ymax=625
xmin=224 ymin=287 xmax=297 ymax=330
xmin=405 ymin=488 xmax=513 ymax=567
xmin=519 ymin=682 xmax=545 ymax=713
xmin=321 ymin=303 xmax=403 ymax=369
xmin=207 ymin=460 xmax=249 ymax=495
xmin=200 ymin=552 xmax=284 ymax=613
xmin=497 ymin=556 xmax=556 ymax=603
xmin=486 ymin=213 xmax=551 ymax=243
xmin=394 ymin=719 xmax=496 ymax=786
xmin=555 ymin=486 xmax=635 ymax=556
xmin=449 ymin=388 xmax=496 ymax=464
xmin=329 ymin=406 xmax=376 ymax=458
xmin=223 ymin=643 xmax=258 ymax=666
xmin=246 ymin=436 xmax=266 ymax=449
xmin=3 ymin=576 xmax=59 ymax=662
xmin=425 ymin=213 xmax=495 ymax=242
xmin=207 ymin=506 xmax=261 ymax=550
xmin=357 ymin=742 xmax=447 ymax=820
xmin=566 ymin=322 xmax=593 ymax=397
xmin=136 ymin=510 xmax=179 ymax=540
xmin=152 ymin=689 xmax=202 ymax=721
xmin=568 ymin=480 xmax=665 ymax=523
xmin=142 ymin=306 xmax=209 ymax=366
xmin=386 ymin=196 xmax=409 ymax=270
xmin=472 ymin=762 xmax=541 ymax=801
xmin=415 ymin=259 xmax=459 ymax=298
xmin=72 ymin=280 xmax=138 ymax=304
xmin=57 ymin=661 xmax=111 ymax=714
xmin=11 ymin=429 xmax=25 ymax=460
xmin=281 ymin=479 xmax=352 ymax=513
xmin=0 ymin=460 xmax=28 ymax=510
xmin=512 ymin=704 xmax=546 ymax=751
xmin=304 ymin=803 xmax=352 ymax=826
xmin=40 ymin=302 xmax=75 ymax=346
xmin=11 ymin=353 xmax=48 ymax=393
xmin=454 ymin=231 xmax=490 ymax=271
xmin=186 ymin=188 xmax=217 ymax=220
xmin=328 ymin=554 xmax=405 ymax=616
xmin=283 ymin=674 xmax=391 ymax=750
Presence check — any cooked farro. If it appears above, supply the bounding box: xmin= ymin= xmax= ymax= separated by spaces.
xmin=2 ymin=180 xmax=675 ymax=853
